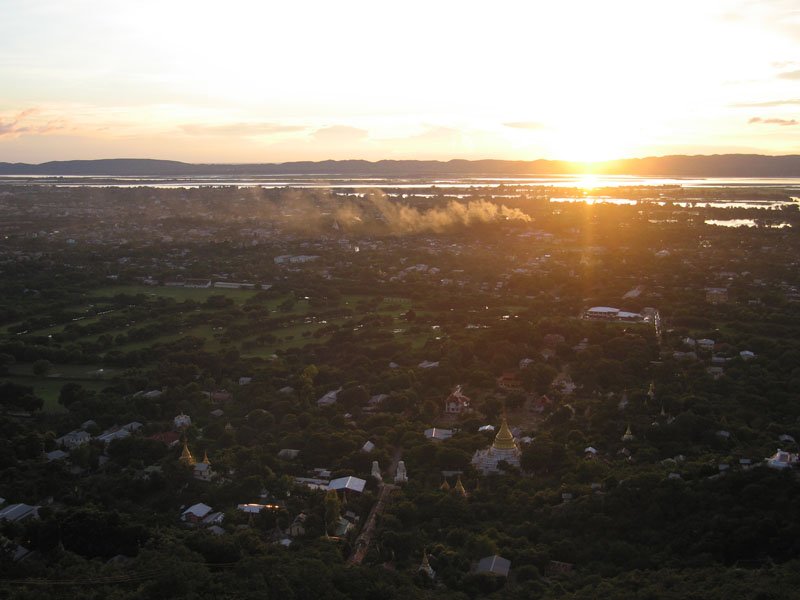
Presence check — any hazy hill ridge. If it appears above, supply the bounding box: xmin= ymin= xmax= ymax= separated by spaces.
xmin=1 ymin=154 xmax=800 ymax=177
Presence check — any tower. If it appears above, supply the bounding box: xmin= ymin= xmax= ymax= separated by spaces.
xmin=395 ymin=460 xmax=408 ymax=484
xmin=419 ymin=549 xmax=436 ymax=579
xmin=179 ymin=439 xmax=195 ymax=466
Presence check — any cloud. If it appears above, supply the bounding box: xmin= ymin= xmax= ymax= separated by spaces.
xmin=312 ymin=125 xmax=369 ymax=142
xmin=778 ymin=69 xmax=800 ymax=80
xmin=180 ymin=122 xmax=305 ymax=136
xmin=0 ymin=109 xmax=64 ymax=138
xmin=503 ymin=121 xmax=545 ymax=130
xmin=748 ymin=117 xmax=799 ymax=126
xmin=733 ymin=98 xmax=800 ymax=107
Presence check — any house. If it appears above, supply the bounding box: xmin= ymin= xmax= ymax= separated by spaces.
xmin=361 ymin=441 xmax=375 ymax=453
xmin=444 ymin=386 xmax=471 ymax=414
xmin=278 ymin=449 xmax=300 ymax=460
xmin=0 ymin=503 xmax=39 ymax=522
xmin=210 ymin=390 xmax=233 ymax=403
xmin=327 ymin=476 xmax=366 ymax=494
xmin=317 ymin=388 xmax=341 ymax=407
xmin=174 ymin=414 xmax=192 ymax=429
xmin=46 ymin=449 xmax=69 ymax=462
xmin=545 ymin=560 xmax=574 ymax=577
xmin=237 ymin=503 xmax=277 ymax=514
xmin=697 ymin=339 xmax=715 ymax=351
xmin=193 ymin=458 xmax=214 ymax=482
xmin=767 ymin=449 xmax=799 ymax=469
xmin=181 ymin=503 xmax=213 ymax=523
xmin=121 ymin=422 xmax=143 ymax=433
xmin=288 ymin=512 xmax=307 ymax=537
xmin=476 ymin=555 xmax=511 ymax=577
xmin=496 ymin=372 xmax=524 ymax=393
xmin=424 ymin=428 xmax=454 ymax=442
xmin=418 ymin=360 xmax=439 ymax=369
xmin=55 ymin=430 xmax=90 ymax=450
xmin=96 ymin=427 xmax=131 ymax=445
xmin=334 ymin=517 xmax=353 ymax=537
xmin=527 ymin=394 xmax=554 ymax=413
xmin=706 ymin=288 xmax=728 ymax=304
xmin=585 ymin=306 xmax=620 ymax=320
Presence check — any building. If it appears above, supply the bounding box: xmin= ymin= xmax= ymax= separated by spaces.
xmin=424 ymin=428 xmax=454 ymax=442
xmin=174 ymin=413 xmax=192 ymax=429
xmin=0 ymin=503 xmax=39 ymax=522
xmin=444 ymin=385 xmax=471 ymax=414
xmin=181 ymin=503 xmax=213 ymax=523
xmin=706 ymin=288 xmax=729 ymax=304
xmin=327 ymin=476 xmax=366 ymax=494
xmin=317 ymin=388 xmax=341 ymax=407
xmin=471 ymin=417 xmax=521 ymax=474
xmin=476 ymin=555 xmax=511 ymax=577
xmin=55 ymin=430 xmax=91 ymax=450
xmin=496 ymin=372 xmax=524 ymax=393
xmin=193 ymin=452 xmax=214 ymax=482
xmin=767 ymin=449 xmax=799 ymax=469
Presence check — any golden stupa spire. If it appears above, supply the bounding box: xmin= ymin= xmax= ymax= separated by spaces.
xmin=622 ymin=424 xmax=634 ymax=442
xmin=202 ymin=451 xmax=211 ymax=465
xmin=419 ymin=548 xmax=435 ymax=578
xmin=454 ymin=475 xmax=468 ymax=497
xmin=493 ymin=415 xmax=517 ymax=450
xmin=440 ymin=479 xmax=451 ymax=492
xmin=179 ymin=439 xmax=195 ymax=466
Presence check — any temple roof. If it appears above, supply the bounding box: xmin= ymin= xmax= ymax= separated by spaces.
xmin=493 ymin=416 xmax=517 ymax=450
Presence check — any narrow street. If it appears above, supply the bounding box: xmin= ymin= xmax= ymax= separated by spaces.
xmin=347 ymin=447 xmax=402 ymax=565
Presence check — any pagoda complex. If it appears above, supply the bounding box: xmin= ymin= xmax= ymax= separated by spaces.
xmin=471 ymin=416 xmax=521 ymax=474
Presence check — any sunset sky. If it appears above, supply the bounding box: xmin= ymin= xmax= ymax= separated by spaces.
xmin=1 ymin=0 xmax=799 ymax=163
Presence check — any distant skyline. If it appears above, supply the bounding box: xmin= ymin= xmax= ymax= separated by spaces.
xmin=2 ymin=0 xmax=800 ymax=163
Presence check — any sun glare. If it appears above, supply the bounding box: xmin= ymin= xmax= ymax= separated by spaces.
xmin=577 ymin=175 xmax=599 ymax=190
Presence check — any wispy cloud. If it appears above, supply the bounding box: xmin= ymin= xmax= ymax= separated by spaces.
xmin=733 ymin=98 xmax=800 ymax=107
xmin=778 ymin=69 xmax=800 ymax=79
xmin=503 ymin=121 xmax=545 ymax=130
xmin=0 ymin=109 xmax=65 ymax=138
xmin=180 ymin=122 xmax=305 ymax=136
xmin=312 ymin=125 xmax=369 ymax=142
xmin=749 ymin=116 xmax=799 ymax=126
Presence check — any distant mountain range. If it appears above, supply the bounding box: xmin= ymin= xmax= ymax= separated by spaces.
xmin=1 ymin=155 xmax=800 ymax=177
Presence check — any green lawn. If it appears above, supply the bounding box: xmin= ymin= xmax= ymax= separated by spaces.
xmin=4 ymin=373 xmax=111 ymax=413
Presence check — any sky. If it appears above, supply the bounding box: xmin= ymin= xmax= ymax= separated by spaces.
xmin=1 ymin=0 xmax=800 ymax=163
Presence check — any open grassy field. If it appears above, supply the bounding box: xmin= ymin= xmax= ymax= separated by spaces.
xmin=6 ymin=363 xmax=115 ymax=413
xmin=90 ymin=284 xmax=260 ymax=303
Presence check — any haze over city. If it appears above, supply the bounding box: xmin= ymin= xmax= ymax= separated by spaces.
xmin=2 ymin=0 xmax=800 ymax=163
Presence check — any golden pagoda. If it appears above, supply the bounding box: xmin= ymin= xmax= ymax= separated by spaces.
xmin=202 ymin=451 xmax=211 ymax=465
xmin=179 ymin=439 xmax=195 ymax=466
xmin=493 ymin=416 xmax=518 ymax=451
xmin=454 ymin=475 xmax=468 ymax=498
xmin=440 ymin=479 xmax=451 ymax=492
xmin=471 ymin=414 xmax=521 ymax=474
